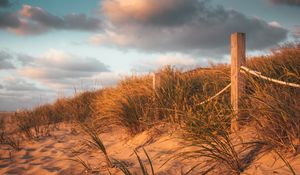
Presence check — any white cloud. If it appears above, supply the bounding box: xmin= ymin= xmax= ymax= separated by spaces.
xmin=18 ymin=49 xmax=110 ymax=81
xmin=268 ymin=21 xmax=282 ymax=28
xmin=14 ymin=49 xmax=111 ymax=91
xmin=0 ymin=49 xmax=117 ymax=111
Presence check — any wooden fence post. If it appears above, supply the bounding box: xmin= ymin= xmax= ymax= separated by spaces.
xmin=231 ymin=32 xmax=246 ymax=132
xmin=152 ymin=73 xmax=156 ymax=90
xmin=152 ymin=72 xmax=162 ymax=120
xmin=153 ymin=72 xmax=161 ymax=91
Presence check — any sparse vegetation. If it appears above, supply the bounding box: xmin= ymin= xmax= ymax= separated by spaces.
xmin=80 ymin=123 xmax=113 ymax=168
xmin=244 ymin=44 xmax=300 ymax=153
xmin=94 ymin=75 xmax=155 ymax=135
xmin=3 ymin=43 xmax=299 ymax=174
xmin=113 ymin=148 xmax=155 ymax=175
xmin=0 ymin=117 xmax=21 ymax=151
xmin=0 ymin=132 xmax=21 ymax=151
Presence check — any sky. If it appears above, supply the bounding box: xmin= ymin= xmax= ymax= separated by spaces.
xmin=0 ymin=0 xmax=299 ymax=111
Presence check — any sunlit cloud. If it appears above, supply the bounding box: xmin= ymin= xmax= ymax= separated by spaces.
xmin=102 ymin=0 xmax=196 ymax=25
xmin=94 ymin=0 xmax=288 ymax=56
xmin=0 ymin=0 xmax=299 ymax=111
xmin=268 ymin=21 xmax=283 ymax=28
xmin=1 ymin=4 xmax=103 ymax=35
xmin=89 ymin=31 xmax=132 ymax=46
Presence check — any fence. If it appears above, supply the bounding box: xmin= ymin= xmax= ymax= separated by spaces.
xmin=152 ymin=32 xmax=300 ymax=132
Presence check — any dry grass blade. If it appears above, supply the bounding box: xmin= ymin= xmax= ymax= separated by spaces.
xmin=113 ymin=148 xmax=155 ymax=175
xmin=80 ymin=123 xmax=113 ymax=167
xmin=134 ymin=149 xmax=148 ymax=175
xmin=143 ymin=148 xmax=155 ymax=175
xmin=113 ymin=159 xmax=133 ymax=175
xmin=273 ymin=150 xmax=297 ymax=175
xmin=69 ymin=156 xmax=92 ymax=173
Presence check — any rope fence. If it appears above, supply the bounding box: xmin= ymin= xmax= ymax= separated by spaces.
xmin=189 ymin=65 xmax=300 ymax=107
xmin=197 ymin=83 xmax=231 ymax=105
xmin=240 ymin=66 xmax=300 ymax=89
xmin=153 ymin=32 xmax=299 ymax=131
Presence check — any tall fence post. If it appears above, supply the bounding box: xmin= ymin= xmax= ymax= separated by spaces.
xmin=153 ymin=72 xmax=161 ymax=91
xmin=152 ymin=73 xmax=156 ymax=90
xmin=231 ymin=32 xmax=246 ymax=132
xmin=152 ymin=72 xmax=162 ymax=120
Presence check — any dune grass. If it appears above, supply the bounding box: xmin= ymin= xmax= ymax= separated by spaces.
xmin=243 ymin=44 xmax=300 ymax=153
xmin=0 ymin=117 xmax=21 ymax=151
xmin=113 ymin=148 xmax=155 ymax=175
xmin=94 ymin=75 xmax=155 ymax=135
xmin=80 ymin=123 xmax=113 ymax=168
xmin=5 ymin=43 xmax=300 ymax=174
xmin=10 ymin=90 xmax=99 ymax=140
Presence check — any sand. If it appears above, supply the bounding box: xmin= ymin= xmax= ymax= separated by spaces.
xmin=1 ymin=123 xmax=300 ymax=175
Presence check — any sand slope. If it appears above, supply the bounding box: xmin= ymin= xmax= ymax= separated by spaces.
xmin=1 ymin=124 xmax=300 ymax=175
xmin=0 ymin=126 xmax=82 ymax=175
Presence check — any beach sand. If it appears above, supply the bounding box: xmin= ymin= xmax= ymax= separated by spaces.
xmin=1 ymin=123 xmax=300 ymax=175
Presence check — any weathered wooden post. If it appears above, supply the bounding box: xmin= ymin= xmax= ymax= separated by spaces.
xmin=152 ymin=72 xmax=161 ymax=91
xmin=152 ymin=72 xmax=162 ymax=120
xmin=231 ymin=32 xmax=246 ymax=132
xmin=152 ymin=73 xmax=156 ymax=90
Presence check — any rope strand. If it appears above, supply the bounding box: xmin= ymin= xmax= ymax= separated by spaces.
xmin=240 ymin=66 xmax=300 ymax=88
xmin=197 ymin=83 xmax=231 ymax=106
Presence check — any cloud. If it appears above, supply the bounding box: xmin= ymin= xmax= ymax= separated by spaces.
xmin=16 ymin=53 xmax=35 ymax=66
xmin=2 ymin=77 xmax=44 ymax=91
xmin=94 ymin=0 xmax=288 ymax=56
xmin=0 ymin=75 xmax=52 ymax=111
xmin=0 ymin=50 xmax=39 ymax=69
xmin=0 ymin=0 xmax=11 ymax=7
xmin=2 ymin=5 xmax=102 ymax=35
xmin=8 ymin=18 xmax=49 ymax=35
xmin=0 ymin=49 xmax=114 ymax=110
xmin=20 ymin=68 xmax=85 ymax=79
xmin=0 ymin=50 xmax=15 ymax=69
xmin=0 ymin=12 xmax=21 ymax=28
xmin=294 ymin=26 xmax=300 ymax=37
xmin=270 ymin=0 xmax=300 ymax=6
xmin=18 ymin=49 xmax=111 ymax=88
xmin=268 ymin=21 xmax=282 ymax=28
xmin=102 ymin=0 xmax=199 ymax=26
xmin=0 ymin=91 xmax=50 ymax=111
xmin=39 ymin=49 xmax=109 ymax=72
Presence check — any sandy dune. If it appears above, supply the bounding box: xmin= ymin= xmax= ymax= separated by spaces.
xmin=0 ymin=126 xmax=81 ymax=175
xmin=1 ymin=124 xmax=300 ymax=175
